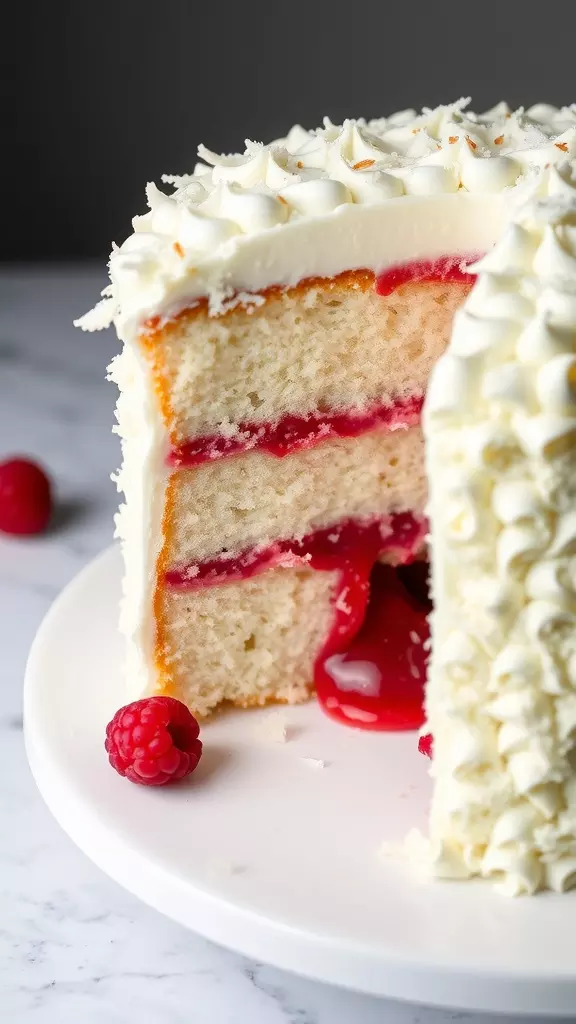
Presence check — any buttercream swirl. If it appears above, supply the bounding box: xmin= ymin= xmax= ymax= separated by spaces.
xmin=75 ymin=99 xmax=576 ymax=332
xmin=423 ymin=159 xmax=576 ymax=895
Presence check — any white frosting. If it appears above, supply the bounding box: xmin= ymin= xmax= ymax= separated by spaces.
xmin=75 ymin=99 xmax=576 ymax=334
xmin=107 ymin=345 xmax=168 ymax=698
xmin=423 ymin=160 xmax=576 ymax=895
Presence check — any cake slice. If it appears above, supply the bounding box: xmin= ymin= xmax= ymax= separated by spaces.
xmin=76 ymin=99 xmax=576 ymax=724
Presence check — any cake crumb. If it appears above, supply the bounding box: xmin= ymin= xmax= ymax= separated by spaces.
xmin=335 ymin=586 xmax=351 ymax=614
xmin=206 ymin=857 xmax=246 ymax=879
xmin=300 ymin=757 xmax=326 ymax=769
xmin=254 ymin=710 xmax=290 ymax=743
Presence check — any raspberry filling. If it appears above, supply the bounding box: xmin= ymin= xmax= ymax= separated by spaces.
xmin=165 ymin=513 xmax=430 ymax=731
xmin=169 ymin=397 xmax=422 ymax=468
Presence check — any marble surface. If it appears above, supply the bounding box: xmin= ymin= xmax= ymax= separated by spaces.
xmin=0 ymin=266 xmax=566 ymax=1023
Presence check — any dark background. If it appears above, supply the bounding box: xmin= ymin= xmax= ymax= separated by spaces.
xmin=7 ymin=0 xmax=576 ymax=261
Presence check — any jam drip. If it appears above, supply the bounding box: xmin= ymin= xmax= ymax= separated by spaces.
xmin=169 ymin=397 xmax=422 ymax=469
xmin=316 ymin=559 xmax=430 ymax=731
xmin=165 ymin=514 xmax=430 ymax=732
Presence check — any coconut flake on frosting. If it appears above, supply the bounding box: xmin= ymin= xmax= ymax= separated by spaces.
xmin=74 ymin=99 xmax=576 ymax=333
xmin=423 ymin=159 xmax=576 ymax=896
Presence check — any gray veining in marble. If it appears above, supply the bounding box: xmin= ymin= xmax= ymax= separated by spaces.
xmin=0 ymin=267 xmax=572 ymax=1023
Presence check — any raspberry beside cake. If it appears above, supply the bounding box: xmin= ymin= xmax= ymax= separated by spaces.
xmin=76 ymin=99 xmax=576 ymax=730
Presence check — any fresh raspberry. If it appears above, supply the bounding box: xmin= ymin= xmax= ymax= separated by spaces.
xmin=105 ymin=697 xmax=203 ymax=786
xmin=418 ymin=732 xmax=433 ymax=759
xmin=0 ymin=457 xmax=52 ymax=535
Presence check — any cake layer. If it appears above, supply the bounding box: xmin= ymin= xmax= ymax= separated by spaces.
xmin=162 ymin=423 xmax=426 ymax=567
xmin=157 ymin=566 xmax=337 ymax=716
xmin=141 ymin=272 xmax=473 ymax=443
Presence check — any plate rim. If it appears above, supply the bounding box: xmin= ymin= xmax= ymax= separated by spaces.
xmin=23 ymin=546 xmax=576 ymax=1015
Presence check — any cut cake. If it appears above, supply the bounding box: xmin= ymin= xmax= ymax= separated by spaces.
xmin=77 ymin=98 xmax=576 ymax=891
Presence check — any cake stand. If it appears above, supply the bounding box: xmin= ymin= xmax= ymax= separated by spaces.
xmin=24 ymin=546 xmax=576 ymax=1016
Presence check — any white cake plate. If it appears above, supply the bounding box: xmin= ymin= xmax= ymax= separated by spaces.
xmin=24 ymin=546 xmax=576 ymax=1016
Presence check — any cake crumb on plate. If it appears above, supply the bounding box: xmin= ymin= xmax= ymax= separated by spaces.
xmin=300 ymin=757 xmax=326 ymax=769
xmin=253 ymin=710 xmax=290 ymax=743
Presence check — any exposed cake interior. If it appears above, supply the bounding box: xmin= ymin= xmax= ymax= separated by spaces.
xmin=113 ymin=264 xmax=475 ymax=719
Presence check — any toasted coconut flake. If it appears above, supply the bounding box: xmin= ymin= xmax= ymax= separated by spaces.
xmin=494 ymin=134 xmax=504 ymax=145
xmin=555 ymin=141 xmax=569 ymax=152
xmin=352 ymin=159 xmax=375 ymax=170
xmin=277 ymin=195 xmax=288 ymax=205
xmin=465 ymin=135 xmax=477 ymax=151
xmin=448 ymin=135 xmax=459 ymax=145
xmin=173 ymin=241 xmax=184 ymax=258
xmin=412 ymin=128 xmax=421 ymax=135
xmin=297 ymin=160 xmax=304 ymax=168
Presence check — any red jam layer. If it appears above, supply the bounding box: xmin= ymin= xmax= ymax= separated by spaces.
xmin=375 ymin=254 xmax=479 ymax=296
xmin=165 ymin=514 xmax=430 ymax=732
xmin=169 ymin=397 xmax=422 ymax=469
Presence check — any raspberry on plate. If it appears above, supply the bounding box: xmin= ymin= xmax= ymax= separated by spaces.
xmin=0 ymin=457 xmax=52 ymax=535
xmin=105 ymin=696 xmax=203 ymax=786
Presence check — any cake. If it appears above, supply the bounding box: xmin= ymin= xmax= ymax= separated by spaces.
xmin=76 ymin=98 xmax=576 ymax=891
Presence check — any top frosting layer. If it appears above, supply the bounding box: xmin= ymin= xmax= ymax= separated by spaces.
xmin=76 ymin=99 xmax=576 ymax=333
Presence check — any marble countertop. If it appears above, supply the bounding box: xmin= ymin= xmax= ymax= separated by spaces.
xmin=0 ymin=267 xmax=560 ymax=1024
